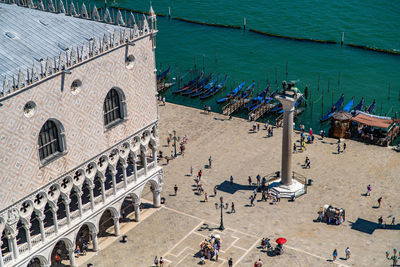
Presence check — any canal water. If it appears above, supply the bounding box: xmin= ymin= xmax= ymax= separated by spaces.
xmin=89 ymin=0 xmax=400 ymax=142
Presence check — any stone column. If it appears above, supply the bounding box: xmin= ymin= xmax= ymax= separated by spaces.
xmin=152 ymin=148 xmax=157 ymax=167
xmin=100 ymin=180 xmax=106 ymax=203
xmin=76 ymin=191 xmax=83 ymax=217
xmin=91 ymin=231 xmax=99 ymax=252
xmin=68 ymin=247 xmax=77 ymax=267
xmin=38 ymin=214 xmax=46 ymax=243
xmin=89 ymin=184 xmax=95 ymax=210
xmin=142 ymin=152 xmax=148 ymax=176
xmin=133 ymin=158 xmax=138 ymax=181
xmin=0 ymin=240 xmax=4 ymax=267
xmin=152 ymin=189 xmax=161 ymax=208
xmin=276 ymin=96 xmax=296 ymax=186
xmin=113 ymin=216 xmax=120 ymax=236
xmin=134 ymin=202 xmax=141 ymax=222
xmin=51 ymin=207 xmax=59 ymax=234
xmin=23 ymin=224 xmax=32 ymax=251
xmin=7 ymin=233 xmax=18 ymax=261
xmin=122 ymin=163 xmax=128 ymax=188
xmin=63 ymin=197 xmax=71 ymax=225
xmin=0 ymin=242 xmax=4 ymax=267
xmin=111 ymin=170 xmax=117 ymax=195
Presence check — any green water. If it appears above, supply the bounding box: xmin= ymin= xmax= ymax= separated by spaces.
xmin=90 ymin=1 xmax=400 ymax=142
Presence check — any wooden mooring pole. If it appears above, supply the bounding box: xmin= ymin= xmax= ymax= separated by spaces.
xmin=194 ymin=55 xmax=196 ymax=71
xmin=286 ymin=61 xmax=288 ymax=81
xmin=341 ymin=32 xmax=344 ymax=47
xmin=243 ymin=17 xmax=246 ymax=30
xmin=318 ymin=75 xmax=320 ymax=91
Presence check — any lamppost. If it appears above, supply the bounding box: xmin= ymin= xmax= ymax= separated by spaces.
xmin=215 ymin=196 xmax=227 ymax=231
xmin=386 ymin=248 xmax=399 ymax=266
xmin=172 ymin=130 xmax=180 ymax=157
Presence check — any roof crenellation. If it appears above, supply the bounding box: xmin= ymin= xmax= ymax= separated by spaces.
xmin=0 ymin=0 xmax=157 ymax=99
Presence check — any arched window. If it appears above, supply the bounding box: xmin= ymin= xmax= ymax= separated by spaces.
xmin=38 ymin=120 xmax=66 ymax=162
xmin=103 ymin=89 xmax=123 ymax=126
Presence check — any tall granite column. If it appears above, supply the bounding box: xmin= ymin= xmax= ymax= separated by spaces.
xmin=277 ymin=96 xmax=296 ymax=186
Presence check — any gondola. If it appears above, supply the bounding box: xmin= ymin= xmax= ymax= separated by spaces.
xmin=353 ymin=98 xmax=364 ymax=112
xmin=200 ymin=75 xmax=228 ymax=100
xmin=190 ymin=75 xmax=219 ymax=97
xmin=320 ymin=94 xmax=344 ymax=122
xmin=366 ymin=99 xmax=376 ymax=114
xmin=216 ymin=81 xmax=245 ymax=103
xmin=342 ymin=97 xmax=354 ymax=112
xmin=245 ymin=85 xmax=270 ymax=110
xmin=156 ymin=67 xmax=170 ymax=82
xmin=249 ymin=88 xmax=279 ymax=111
xmin=172 ymin=74 xmax=203 ymax=94
xmin=182 ymin=74 xmax=212 ymax=96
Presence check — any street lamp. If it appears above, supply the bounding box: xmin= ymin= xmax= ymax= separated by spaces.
xmin=215 ymin=196 xmax=227 ymax=231
xmin=386 ymin=248 xmax=399 ymax=266
xmin=172 ymin=130 xmax=180 ymax=157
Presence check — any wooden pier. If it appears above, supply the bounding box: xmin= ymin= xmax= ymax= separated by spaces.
xmin=249 ymin=103 xmax=275 ymax=121
xmin=222 ymin=98 xmax=247 ymax=116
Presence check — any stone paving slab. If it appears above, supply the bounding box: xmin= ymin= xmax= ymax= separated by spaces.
xmin=82 ymin=208 xmax=201 ymax=267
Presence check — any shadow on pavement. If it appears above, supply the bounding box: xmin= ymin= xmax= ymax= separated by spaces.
xmin=349 ymin=218 xmax=400 ymax=235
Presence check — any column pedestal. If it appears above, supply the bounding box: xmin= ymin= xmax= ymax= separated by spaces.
xmin=134 ymin=203 xmax=141 ymax=222
xmin=153 ymin=189 xmax=161 ymax=208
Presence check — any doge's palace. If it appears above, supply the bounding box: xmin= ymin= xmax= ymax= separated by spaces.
xmin=0 ymin=1 xmax=162 ymax=266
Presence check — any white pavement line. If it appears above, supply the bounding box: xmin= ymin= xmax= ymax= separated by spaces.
xmin=222 ymin=236 xmax=239 ymax=253
xmin=232 ymin=245 xmax=247 ymax=251
xmin=163 ymin=220 xmax=204 ymax=258
xmin=173 ymin=248 xmax=198 ymax=266
xmin=233 ymin=238 xmax=261 ymax=267
xmin=285 ymin=245 xmax=350 ymax=267
xmin=162 ymin=206 xmax=350 ymax=266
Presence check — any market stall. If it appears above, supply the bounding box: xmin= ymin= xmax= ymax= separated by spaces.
xmin=199 ymin=234 xmax=222 ymax=264
xmin=318 ymin=204 xmax=345 ymax=225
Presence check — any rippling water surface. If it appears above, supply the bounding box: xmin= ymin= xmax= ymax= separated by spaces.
xmin=87 ymin=0 xmax=399 ymax=142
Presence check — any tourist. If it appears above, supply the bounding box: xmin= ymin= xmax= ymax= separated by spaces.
xmin=248 ymin=176 xmax=252 ymax=186
xmin=256 ymin=174 xmax=261 ymax=186
xmin=343 ymin=143 xmax=347 ymax=152
xmin=309 ymin=128 xmax=313 ymax=136
xmin=261 ymin=177 xmax=266 ymax=189
xmin=165 ymin=156 xmax=170 ymax=165
xmin=214 ymin=186 xmax=217 ymax=196
xmin=162 ymin=97 xmax=166 ymax=105
xmin=158 ymin=150 xmax=163 ymax=160
xmin=300 ymin=124 xmax=305 ymax=132
xmin=204 ymin=192 xmax=208 ymax=202
xmin=366 ymin=184 xmax=371 ymax=196
xmin=55 ymin=254 xmax=61 ymax=266
xmin=332 ymin=249 xmax=338 ymax=261
xmin=200 ymin=255 xmax=205 ymax=265
xmin=167 ymin=136 xmax=171 ymax=147
xmin=159 ymin=257 xmax=164 ymax=266
xmin=183 ymin=135 xmax=188 ymax=143
xmin=257 ymin=123 xmax=260 ymax=132
xmin=378 ymin=216 xmax=383 ymax=225
xmin=255 ymin=258 xmax=263 ymax=267
xmin=253 ymin=122 xmax=257 ymax=132
xmin=190 ymin=166 xmax=193 ymax=176
xmin=270 ymin=127 xmax=274 ymax=136
xmin=345 ymin=247 xmax=350 ymax=260
xmin=305 ymin=157 xmax=311 ymax=168
xmin=261 ymin=190 xmax=267 ymax=201
xmin=276 ymin=192 xmax=281 ymax=202
xmin=377 ymin=197 xmax=382 ymax=208
xmin=204 ymin=105 xmax=207 ymax=113
xmin=337 ymin=143 xmax=341 ymax=154
xmin=171 ymin=151 xmax=174 ymax=159
xmin=198 ymin=170 xmax=202 ymax=179
xmin=230 ymin=176 xmax=234 ymax=185
xmin=392 ymin=217 xmax=396 ymax=225
xmin=208 ymin=156 xmax=212 ymax=168
xmin=231 ymin=202 xmax=235 ymax=213
xmin=174 ymin=184 xmax=178 ymax=196
xmin=250 ymin=195 xmax=255 ymax=207
xmin=253 ymin=188 xmax=257 ymax=198
xmin=228 ymin=258 xmax=233 ymax=267
xmin=265 ymin=120 xmax=269 ymax=129
xmin=154 ymin=256 xmax=159 ymax=266
xmin=293 ymin=143 xmax=297 ymax=153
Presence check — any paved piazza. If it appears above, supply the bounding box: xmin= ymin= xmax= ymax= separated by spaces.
xmin=82 ymin=103 xmax=400 ymax=267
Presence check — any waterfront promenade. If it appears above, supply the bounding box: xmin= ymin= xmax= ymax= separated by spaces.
xmin=82 ymin=103 xmax=400 ymax=267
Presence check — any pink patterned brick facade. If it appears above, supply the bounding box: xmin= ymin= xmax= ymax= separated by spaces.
xmin=0 ymin=36 xmax=157 ymax=210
